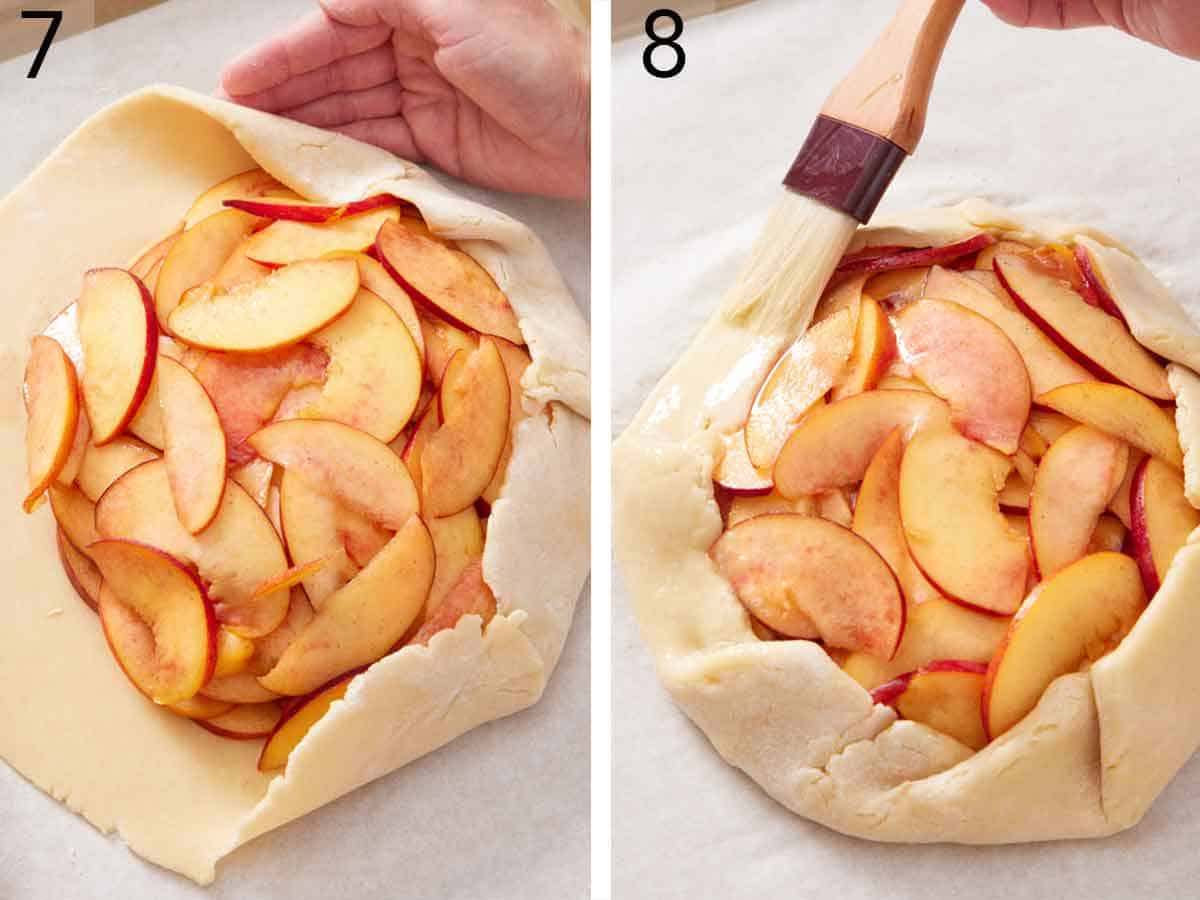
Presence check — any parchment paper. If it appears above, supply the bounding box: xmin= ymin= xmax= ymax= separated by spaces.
xmin=0 ymin=2 xmax=589 ymax=897
xmin=613 ymin=2 xmax=1200 ymax=897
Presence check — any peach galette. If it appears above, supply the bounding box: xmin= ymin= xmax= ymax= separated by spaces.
xmin=615 ymin=201 xmax=1200 ymax=843
xmin=1 ymin=86 xmax=588 ymax=884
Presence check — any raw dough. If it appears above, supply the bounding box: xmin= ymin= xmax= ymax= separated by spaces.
xmin=0 ymin=85 xmax=589 ymax=883
xmin=614 ymin=198 xmax=1200 ymax=843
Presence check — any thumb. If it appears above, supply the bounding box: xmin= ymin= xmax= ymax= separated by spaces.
xmin=978 ymin=0 xmax=1107 ymax=28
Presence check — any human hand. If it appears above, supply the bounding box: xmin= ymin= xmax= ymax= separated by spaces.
xmin=981 ymin=1 xmax=1200 ymax=59
xmin=219 ymin=0 xmax=590 ymax=198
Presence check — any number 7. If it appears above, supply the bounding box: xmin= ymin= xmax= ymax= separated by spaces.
xmin=22 ymin=10 xmax=63 ymax=80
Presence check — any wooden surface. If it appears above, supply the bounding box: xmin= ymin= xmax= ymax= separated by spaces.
xmin=820 ymin=0 xmax=964 ymax=152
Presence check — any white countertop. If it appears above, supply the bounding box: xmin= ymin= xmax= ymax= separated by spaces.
xmin=0 ymin=2 xmax=590 ymax=897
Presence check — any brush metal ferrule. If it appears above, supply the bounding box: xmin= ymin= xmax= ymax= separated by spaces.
xmin=782 ymin=115 xmax=907 ymax=224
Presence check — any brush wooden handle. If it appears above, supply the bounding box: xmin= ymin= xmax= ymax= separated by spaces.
xmin=821 ymin=0 xmax=964 ymax=154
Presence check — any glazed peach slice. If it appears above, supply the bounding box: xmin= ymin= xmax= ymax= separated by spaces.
xmin=1029 ymin=426 xmax=1128 ymax=579
xmin=261 ymin=515 xmax=435 ymax=695
xmin=774 ymin=390 xmax=949 ymax=497
xmin=158 ymin=357 xmax=227 ymax=533
xmin=894 ymin=299 xmax=1031 ymax=454
xmin=744 ymin=309 xmax=854 ymax=467
xmin=57 ymin=527 xmax=101 ymax=610
xmin=225 ymin=194 xmax=396 ymax=223
xmin=156 ymin=209 xmax=259 ymax=326
xmin=197 ymin=702 xmax=284 ymax=740
xmin=410 ymin=561 xmax=497 ymax=646
xmin=169 ymin=258 xmax=359 ymax=353
xmin=258 ymin=671 xmax=357 ymax=771
xmin=427 ymin=507 xmax=484 ymax=614
xmin=995 ymin=253 xmax=1171 ymax=400
xmin=23 ymin=336 xmax=79 ymax=512
xmin=377 ymin=218 xmax=523 ymax=344
xmin=852 ymin=428 xmax=941 ymax=607
xmin=1130 ymin=457 xmax=1200 ymax=595
xmin=899 ymin=426 xmax=1029 ymax=615
xmin=78 ymin=268 xmax=159 ymax=444
xmin=863 ymin=267 xmax=928 ymax=307
xmin=831 ymin=297 xmax=893 ymax=400
xmin=182 ymin=168 xmax=290 ymax=228
xmin=250 ymin=419 xmax=419 ymax=531
xmin=714 ymin=431 xmax=772 ymax=496
xmin=983 ymin=552 xmax=1147 ymax=739
xmin=1036 ymin=382 xmax=1182 ymax=468
xmin=872 ymin=660 xmax=988 ymax=750
xmin=324 ymin=250 xmax=425 ymax=364
xmin=422 ymin=340 xmax=511 ymax=517
xmin=923 ymin=266 xmax=1090 ymax=396
xmin=710 ymin=514 xmax=904 ymax=656
xmin=294 ymin=289 xmax=422 ymax=442
xmin=841 ymin=597 xmax=1009 ymax=690
xmin=278 ymin=470 xmax=392 ymax=607
xmin=91 ymin=539 xmax=218 ymax=706
xmin=243 ymin=205 xmax=402 ymax=265
xmin=96 ymin=460 xmax=290 ymax=637
xmin=76 ymin=436 xmax=158 ymax=502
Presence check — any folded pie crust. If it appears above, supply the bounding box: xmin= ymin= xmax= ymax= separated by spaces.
xmin=0 ymin=85 xmax=589 ymax=883
xmin=614 ymin=198 xmax=1200 ymax=843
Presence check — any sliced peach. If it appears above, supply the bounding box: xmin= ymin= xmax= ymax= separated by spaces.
xmin=409 ymin=561 xmax=497 ymax=646
xmin=899 ymin=426 xmax=1028 ymax=615
xmin=427 ymin=506 xmax=484 ymax=614
xmin=1029 ymin=426 xmax=1127 ymax=579
xmin=420 ymin=313 xmax=478 ymax=385
xmin=983 ymin=552 xmax=1147 ymax=739
xmin=1109 ymin=449 xmax=1145 ymax=529
xmin=258 ymin=671 xmax=357 ymax=771
xmin=817 ymin=488 xmax=853 ymax=527
xmin=377 ymin=219 xmax=522 ymax=344
xmin=1074 ymin=243 xmax=1125 ymax=320
xmin=57 ymin=527 xmax=101 ymax=610
xmin=200 ymin=670 xmax=280 ymax=704
xmin=876 ymin=374 xmax=927 ymax=391
xmin=48 ymin=482 xmax=100 ymax=556
xmin=399 ymin=403 xmax=440 ymax=500
xmin=831 ymin=297 xmax=894 ymax=400
xmin=244 ymin=206 xmax=401 ymax=265
xmin=923 ymin=266 xmax=1090 ymax=397
xmin=1130 ymin=457 xmax=1200 ymax=595
xmin=231 ymin=458 xmax=274 ymax=508
xmin=169 ymin=258 xmax=358 ymax=352
xmin=212 ymin=237 xmax=273 ymax=290
xmin=158 ymin=357 xmax=227 ymax=533
xmin=812 ymin=273 xmax=867 ymax=324
xmin=874 ymin=660 xmax=988 ymax=750
xmin=156 ymin=209 xmax=259 ymax=327
xmin=997 ymin=472 xmax=1031 ymax=510
xmin=324 ymin=250 xmax=425 ymax=364
xmin=1027 ymin=408 xmax=1077 ymax=447
xmin=710 ymin=514 xmax=904 ymax=655
xmin=745 ymin=308 xmax=855 ymax=467
xmin=91 ymin=539 xmax=217 ymax=705
xmin=1019 ymin=424 xmax=1049 ymax=461
xmin=250 ymin=419 xmax=418 ymax=530
xmin=23 ymin=336 xmax=80 ymax=512
xmin=76 ymin=437 xmax=159 ymax=501
xmin=774 ymin=390 xmax=949 ymax=497
xmin=251 ymin=556 xmax=332 ymax=600
xmin=197 ymin=702 xmax=283 ymax=740
xmin=260 ymin=516 xmax=435 ymax=695
xmin=1037 ymin=382 xmax=1181 ymax=469
xmin=894 ymin=299 xmax=1031 ymax=453
xmin=863 ymin=267 xmax=928 ymax=308
xmin=56 ymin=406 xmax=90 ymax=487
xmin=995 ymin=253 xmax=1170 ymax=399
xmin=482 ymin=338 xmax=532 ymax=504
xmin=1088 ymin=515 xmax=1127 ymax=553
xmin=213 ymin=628 xmax=256 ymax=678
xmin=78 ymin=268 xmax=158 ymax=443
xmin=974 ymin=240 xmax=1032 ymax=271
xmin=168 ymin=694 xmax=235 ymax=721
xmin=714 ymin=431 xmax=772 ymax=496
xmin=836 ymin=234 xmax=995 ymax=275
xmin=246 ymin=587 xmax=315 ymax=676
xmin=224 ymin=194 xmax=396 ymax=223
xmin=852 ymin=428 xmax=941 ymax=606
xmin=726 ymin=491 xmax=816 ymax=528
xmin=126 ymin=339 xmax=186 ymax=449
xmin=129 ymin=231 xmax=181 ymax=281
xmin=182 ymin=168 xmax=289 ymax=229
xmin=422 ymin=340 xmax=511 ymax=517
xmin=96 ymin=460 xmax=289 ymax=637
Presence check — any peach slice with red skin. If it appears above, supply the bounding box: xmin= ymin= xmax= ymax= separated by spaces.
xmin=76 ymin=437 xmax=158 ymax=502
xmin=974 ymin=240 xmax=1032 ymax=271
xmin=212 ymin=237 xmax=273 ymax=290
xmin=871 ymin=660 xmax=988 ymax=750
xmin=376 ymin=218 xmax=523 ymax=344
xmin=894 ymin=299 xmax=1031 ymax=454
xmin=481 ymin=337 xmax=532 ymax=504
xmin=831 ymin=297 xmax=894 ymax=400
xmin=1129 ymin=457 xmax=1200 ymax=595
xmin=427 ymin=506 xmax=484 ymax=615
xmin=995 ymin=253 xmax=1171 ymax=400
xmin=213 ymin=628 xmax=255 ymax=678
xmin=726 ymin=491 xmax=816 ymax=528
xmin=158 ymin=357 xmax=228 ymax=534
xmin=420 ymin=313 xmax=478 ymax=385
xmin=409 ymin=561 xmax=497 ymax=646
xmin=23 ymin=335 xmax=80 ymax=512
xmin=182 ymin=168 xmax=289 ymax=229
xmin=78 ymin=268 xmax=159 ymax=444
xmin=1029 ymin=426 xmax=1127 ymax=579
xmin=201 ymin=669 xmax=280 ymax=704
xmin=57 ymin=527 xmax=101 ymax=610
xmin=983 ymin=552 xmax=1147 ymax=739
xmin=224 ymin=194 xmax=397 ymax=223
xmin=258 ymin=671 xmax=358 ymax=771
xmin=710 ymin=513 xmax=904 ymax=656
xmin=1036 ymin=382 xmax=1182 ymax=469
xmin=168 ymin=258 xmax=359 ymax=353
xmin=197 ymin=702 xmax=284 ymax=740
xmin=246 ymin=587 xmax=315 ymax=677
xmin=169 ymin=694 xmax=235 ymax=721
xmin=774 ymin=390 xmax=949 ymax=498
xmin=56 ymin=405 xmax=90 ymax=487
xmin=156 ymin=209 xmax=260 ymax=327
xmin=1073 ymin=244 xmax=1125 ymax=320
xmin=323 ymin=250 xmax=425 ymax=364
xmin=1108 ymin=449 xmax=1145 ymax=529
xmin=126 ymin=339 xmax=185 ymax=449
xmin=835 ymin=234 xmax=996 ymax=275
xmin=852 ymin=428 xmax=941 ymax=607
xmin=129 ymin=231 xmax=181 ymax=282
xmin=260 ymin=515 xmax=435 ymax=695
xmin=714 ymin=431 xmax=773 ymax=496
xmin=863 ymin=267 xmax=928 ymax=308
xmin=243 ymin=205 xmax=402 ymax=266
xmin=91 ymin=539 xmax=218 ymax=706
xmin=399 ymin=403 xmax=439 ymax=500
xmin=899 ymin=426 xmax=1029 ymax=616
xmin=48 ymin=482 xmax=100 ymax=555
xmin=745 ymin=309 xmax=855 ymax=467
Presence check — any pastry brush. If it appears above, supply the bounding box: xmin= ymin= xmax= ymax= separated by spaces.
xmin=722 ymin=0 xmax=965 ymax=335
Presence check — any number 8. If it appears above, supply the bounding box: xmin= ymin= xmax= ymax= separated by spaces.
xmin=643 ymin=9 xmax=685 ymax=79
